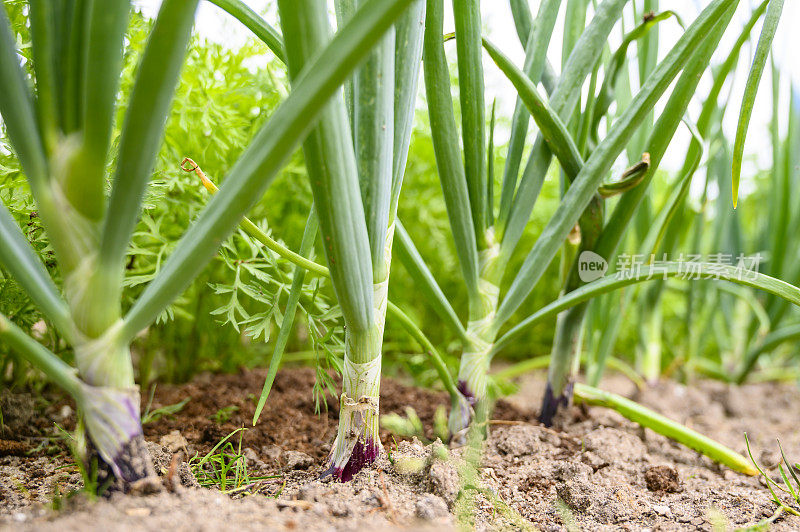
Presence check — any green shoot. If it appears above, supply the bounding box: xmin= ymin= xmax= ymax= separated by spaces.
xmin=745 ymin=434 xmax=800 ymax=517
xmin=141 ymin=384 xmax=191 ymax=425
xmin=142 ymin=398 xmax=190 ymax=426
xmin=188 ymin=428 xmax=280 ymax=493
xmin=211 ymin=405 xmax=240 ymax=425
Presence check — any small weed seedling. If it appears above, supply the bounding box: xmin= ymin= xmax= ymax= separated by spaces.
xmin=53 ymin=422 xmax=111 ymax=500
xmin=141 ymin=385 xmax=191 ymax=425
xmin=381 ymin=405 xmax=449 ymax=444
xmin=188 ymin=428 xmax=279 ymax=494
xmin=745 ymin=434 xmax=800 ymax=518
xmin=211 ymin=405 xmax=240 ymax=425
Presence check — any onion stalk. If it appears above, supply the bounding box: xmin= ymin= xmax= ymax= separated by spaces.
xmin=185 ymin=160 xmax=464 ymax=426
xmin=404 ymin=0 xmax=781 ymax=437
xmin=277 ymin=0 xmax=424 ymax=480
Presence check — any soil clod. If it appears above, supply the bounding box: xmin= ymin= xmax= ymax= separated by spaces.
xmin=645 ymin=464 xmax=682 ymax=493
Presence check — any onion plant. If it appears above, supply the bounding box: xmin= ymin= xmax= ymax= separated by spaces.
xmin=0 ymin=0 xmax=416 ymax=490
xmin=520 ymin=0 xmax=790 ymax=422
xmin=616 ymin=0 xmax=786 ymax=385
xmin=649 ymin=78 xmax=800 ymax=385
xmin=196 ymin=0 xmax=475 ymax=479
xmin=398 ymin=0 xmax=770 ymax=433
xmin=272 ymin=0 xmax=426 ymax=480
xmin=572 ymin=1 xmax=797 ymax=387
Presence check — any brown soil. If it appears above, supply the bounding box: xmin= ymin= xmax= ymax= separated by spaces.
xmin=139 ymin=367 xmax=531 ymax=462
xmin=1 ymin=367 xmax=799 ymax=531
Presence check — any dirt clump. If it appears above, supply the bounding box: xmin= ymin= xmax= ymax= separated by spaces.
xmin=0 ymin=393 xmax=34 ymax=436
xmin=0 ymin=440 xmax=28 ymax=457
xmin=645 ymin=464 xmax=682 ymax=493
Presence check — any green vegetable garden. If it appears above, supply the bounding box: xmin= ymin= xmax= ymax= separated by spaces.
xmin=1 ymin=0 xmax=799 ymax=528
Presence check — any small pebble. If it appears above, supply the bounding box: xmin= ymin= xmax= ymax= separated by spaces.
xmin=283 ymin=450 xmax=314 ymax=470
xmin=416 ymin=493 xmax=449 ymax=520
xmin=652 ymin=504 xmax=671 ymax=517
xmin=124 ymin=508 xmax=151 ymax=517
xmin=159 ymin=430 xmax=188 ymax=452
xmin=261 ymin=445 xmax=282 ymax=462
xmin=58 ymin=405 xmax=73 ymax=421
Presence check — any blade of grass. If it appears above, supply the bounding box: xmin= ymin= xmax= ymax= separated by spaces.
xmin=253 ymin=211 xmax=319 ymax=424
xmin=731 ymin=0 xmax=784 ymax=208
xmin=778 ymin=440 xmax=800 ymax=490
xmin=745 ymin=435 xmax=793 ymax=506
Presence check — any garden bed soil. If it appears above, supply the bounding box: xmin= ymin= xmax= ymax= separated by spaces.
xmin=1 ymin=367 xmax=799 ymax=530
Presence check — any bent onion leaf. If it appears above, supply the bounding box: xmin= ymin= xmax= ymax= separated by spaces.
xmin=731 ymin=0 xmax=784 ymax=208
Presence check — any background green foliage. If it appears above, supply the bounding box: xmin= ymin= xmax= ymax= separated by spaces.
xmin=0 ymin=5 xmax=564 ymax=391
xmin=3 ymin=3 xmax=796 ymax=394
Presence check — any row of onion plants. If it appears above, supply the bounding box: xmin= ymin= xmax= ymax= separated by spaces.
xmin=0 ymin=0 xmax=418 ymax=490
